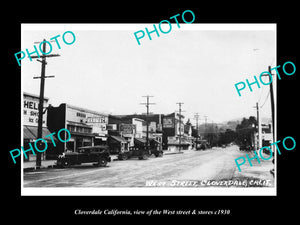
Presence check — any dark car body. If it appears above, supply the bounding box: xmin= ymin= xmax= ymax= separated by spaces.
xmin=196 ymin=140 xmax=208 ymax=150
xmin=118 ymin=146 xmax=151 ymax=160
xmin=150 ymin=148 xmax=164 ymax=157
xmin=239 ymin=144 xmax=252 ymax=151
xmin=57 ymin=145 xmax=111 ymax=168
xmin=118 ymin=148 xmax=163 ymax=160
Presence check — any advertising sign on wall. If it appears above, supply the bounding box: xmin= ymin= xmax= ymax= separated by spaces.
xmin=23 ymin=93 xmax=48 ymax=127
xmin=119 ymin=123 xmax=136 ymax=134
xmin=163 ymin=117 xmax=174 ymax=128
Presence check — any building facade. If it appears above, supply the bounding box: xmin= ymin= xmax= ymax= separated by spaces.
xmin=162 ymin=112 xmax=190 ymax=150
xmin=254 ymin=123 xmax=274 ymax=152
xmin=107 ymin=115 xmax=141 ymax=154
xmin=108 ymin=114 xmax=163 ymax=152
xmin=23 ymin=92 xmax=55 ymax=160
xmin=47 ymin=103 xmax=108 ymax=155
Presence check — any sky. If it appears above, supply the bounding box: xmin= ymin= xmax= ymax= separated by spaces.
xmin=21 ymin=24 xmax=276 ymax=125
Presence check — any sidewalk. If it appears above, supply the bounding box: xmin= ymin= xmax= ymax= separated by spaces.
xmin=163 ymin=149 xmax=185 ymax=155
xmin=23 ymin=160 xmax=57 ymax=171
xmin=233 ymin=150 xmax=275 ymax=186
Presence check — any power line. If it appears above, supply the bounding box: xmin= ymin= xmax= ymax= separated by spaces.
xmin=260 ymin=91 xmax=270 ymax=108
xmin=257 ymin=85 xmax=266 ymax=104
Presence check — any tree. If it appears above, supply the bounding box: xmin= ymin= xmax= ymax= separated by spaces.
xmin=205 ymin=123 xmax=219 ymax=147
xmin=235 ymin=116 xmax=257 ymax=147
xmin=218 ymin=129 xmax=237 ymax=145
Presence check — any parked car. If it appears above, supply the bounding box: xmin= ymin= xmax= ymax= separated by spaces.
xmin=118 ymin=147 xmax=150 ymax=160
xmin=196 ymin=141 xmax=208 ymax=150
xmin=57 ymin=145 xmax=111 ymax=168
xmin=239 ymin=144 xmax=252 ymax=151
xmin=150 ymin=148 xmax=164 ymax=157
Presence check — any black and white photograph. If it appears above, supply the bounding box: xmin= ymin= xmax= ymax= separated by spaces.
xmin=20 ymin=24 xmax=277 ymax=196
xmin=4 ymin=2 xmax=299 ymax=221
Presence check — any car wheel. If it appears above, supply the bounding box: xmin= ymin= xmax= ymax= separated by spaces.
xmin=62 ymin=160 xmax=71 ymax=168
xmin=98 ymin=158 xmax=108 ymax=167
xmin=118 ymin=154 xmax=128 ymax=160
xmin=139 ymin=154 xmax=148 ymax=160
xmin=158 ymin=152 xmax=163 ymax=157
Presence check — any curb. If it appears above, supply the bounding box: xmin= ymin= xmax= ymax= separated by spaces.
xmin=164 ymin=151 xmax=184 ymax=155
xmin=23 ymin=163 xmax=57 ymax=172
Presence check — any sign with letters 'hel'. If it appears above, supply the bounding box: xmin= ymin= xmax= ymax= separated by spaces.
xmin=23 ymin=94 xmax=48 ymax=127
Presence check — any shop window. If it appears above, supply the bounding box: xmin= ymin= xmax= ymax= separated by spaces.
xmin=67 ymin=125 xmax=75 ymax=132
xmin=76 ymin=112 xmax=86 ymax=118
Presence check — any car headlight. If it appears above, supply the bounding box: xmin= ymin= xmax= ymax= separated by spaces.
xmin=58 ymin=153 xmax=65 ymax=159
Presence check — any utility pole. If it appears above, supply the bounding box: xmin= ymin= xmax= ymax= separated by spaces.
xmin=268 ymin=66 xmax=275 ymax=143
xmin=254 ymin=102 xmax=262 ymax=151
xmin=32 ymin=39 xmax=60 ymax=167
xmin=140 ymin=96 xmax=155 ymax=152
xmin=194 ymin=113 xmax=199 ymax=150
xmin=211 ymin=120 xmax=214 ymax=147
xmin=260 ymin=66 xmax=275 ymax=146
xmin=262 ymin=66 xmax=275 ymax=163
xmin=204 ymin=115 xmax=208 ymax=144
xmin=176 ymin=102 xmax=184 ymax=152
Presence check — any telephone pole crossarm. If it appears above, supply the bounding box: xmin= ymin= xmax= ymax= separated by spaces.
xmin=31 ymin=54 xmax=60 ymax=59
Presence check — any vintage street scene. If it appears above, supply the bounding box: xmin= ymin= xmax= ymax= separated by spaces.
xmin=21 ymin=24 xmax=276 ymax=192
xmin=24 ymin=145 xmax=273 ymax=187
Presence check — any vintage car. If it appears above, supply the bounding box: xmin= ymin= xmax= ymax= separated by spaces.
xmin=57 ymin=145 xmax=111 ymax=168
xmin=150 ymin=148 xmax=164 ymax=157
xmin=195 ymin=140 xmax=209 ymax=150
xmin=239 ymin=144 xmax=252 ymax=151
xmin=118 ymin=146 xmax=150 ymax=160
xmin=118 ymin=147 xmax=164 ymax=160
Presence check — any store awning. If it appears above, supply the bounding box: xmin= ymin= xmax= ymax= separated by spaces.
xmin=150 ymin=138 xmax=161 ymax=144
xmin=95 ymin=136 xmax=107 ymax=141
xmin=67 ymin=120 xmax=92 ymax=128
xmin=23 ymin=125 xmax=55 ymax=141
xmin=110 ymin=135 xmax=127 ymax=143
xmin=134 ymin=138 xmax=147 ymax=144
xmin=23 ymin=126 xmax=36 ymax=140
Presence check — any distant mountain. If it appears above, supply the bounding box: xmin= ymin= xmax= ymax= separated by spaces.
xmin=194 ymin=117 xmax=271 ymax=134
xmin=218 ymin=117 xmax=272 ymax=131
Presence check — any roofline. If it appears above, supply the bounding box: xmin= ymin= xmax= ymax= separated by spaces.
xmin=77 ymin=145 xmax=109 ymax=149
xmin=62 ymin=103 xmax=108 ymax=116
xmin=23 ymin=92 xmax=49 ymax=101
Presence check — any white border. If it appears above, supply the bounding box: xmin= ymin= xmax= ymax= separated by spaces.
xmin=21 ymin=23 xmax=277 ymax=196
xmin=22 ymin=187 xmax=275 ymax=196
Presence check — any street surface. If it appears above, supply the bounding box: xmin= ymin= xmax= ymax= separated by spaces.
xmin=23 ymin=145 xmax=274 ymax=187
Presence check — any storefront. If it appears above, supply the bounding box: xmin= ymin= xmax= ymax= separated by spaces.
xmin=47 ymin=103 xmax=108 ymax=155
xmin=107 ymin=135 xmax=128 ymax=154
xmin=167 ymin=137 xmax=190 ymax=151
xmin=162 ymin=112 xmax=185 ymax=150
xmin=149 ymin=137 xmax=162 ymax=150
xmin=133 ymin=138 xmax=147 ymax=150
xmin=23 ymin=92 xmax=56 ymax=160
